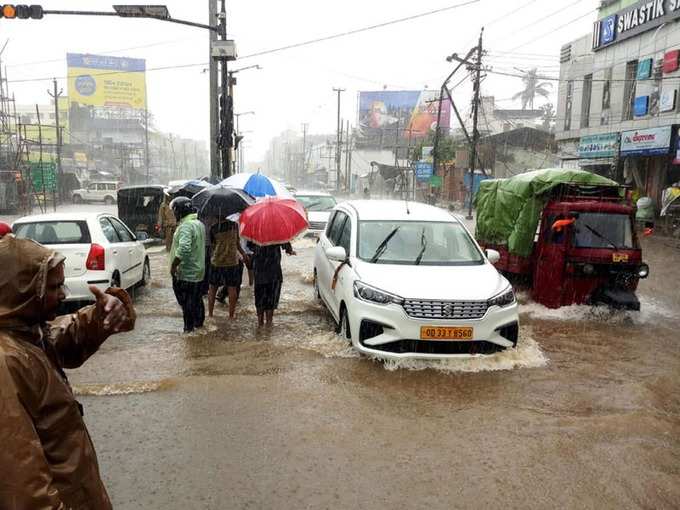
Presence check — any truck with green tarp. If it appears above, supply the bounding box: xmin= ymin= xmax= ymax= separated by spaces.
xmin=474 ymin=168 xmax=649 ymax=310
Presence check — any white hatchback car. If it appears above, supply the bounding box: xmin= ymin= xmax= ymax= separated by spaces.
xmin=313 ymin=200 xmax=519 ymax=359
xmin=13 ymin=212 xmax=150 ymax=302
xmin=294 ymin=190 xmax=338 ymax=235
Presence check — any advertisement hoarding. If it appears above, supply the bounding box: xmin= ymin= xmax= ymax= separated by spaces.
xmin=67 ymin=53 xmax=146 ymax=109
xmin=415 ymin=161 xmax=433 ymax=182
xmin=357 ymin=90 xmax=451 ymax=147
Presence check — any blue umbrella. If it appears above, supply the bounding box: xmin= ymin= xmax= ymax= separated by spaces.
xmin=220 ymin=172 xmax=292 ymax=198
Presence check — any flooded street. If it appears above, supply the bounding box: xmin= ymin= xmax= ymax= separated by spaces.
xmin=66 ymin=233 xmax=680 ymax=509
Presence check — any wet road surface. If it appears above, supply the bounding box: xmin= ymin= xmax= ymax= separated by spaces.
xmin=62 ymin=231 xmax=680 ymax=509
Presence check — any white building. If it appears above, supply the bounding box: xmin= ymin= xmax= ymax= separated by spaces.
xmin=556 ymin=0 xmax=680 ymax=208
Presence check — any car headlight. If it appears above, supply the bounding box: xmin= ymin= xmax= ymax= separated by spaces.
xmin=488 ymin=287 xmax=515 ymax=308
xmin=638 ymin=263 xmax=649 ymax=279
xmin=353 ymin=281 xmax=404 ymax=305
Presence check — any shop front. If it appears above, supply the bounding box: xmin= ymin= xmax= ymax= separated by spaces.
xmin=619 ymin=125 xmax=677 ymax=210
xmin=578 ymin=133 xmax=620 ymax=179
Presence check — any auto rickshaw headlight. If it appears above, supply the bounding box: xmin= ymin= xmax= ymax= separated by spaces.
xmin=582 ymin=263 xmax=595 ymax=275
xmin=638 ymin=263 xmax=649 ymax=279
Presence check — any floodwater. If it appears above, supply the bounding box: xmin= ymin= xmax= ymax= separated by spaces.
xmin=64 ymin=235 xmax=680 ymax=509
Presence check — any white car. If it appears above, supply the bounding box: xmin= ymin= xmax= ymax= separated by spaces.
xmin=72 ymin=181 xmax=118 ymax=205
xmin=313 ymin=200 xmax=519 ymax=359
xmin=294 ymin=190 xmax=337 ymax=235
xmin=13 ymin=212 xmax=150 ymax=302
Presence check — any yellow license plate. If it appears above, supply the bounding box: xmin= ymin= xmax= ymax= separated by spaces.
xmin=420 ymin=326 xmax=473 ymax=341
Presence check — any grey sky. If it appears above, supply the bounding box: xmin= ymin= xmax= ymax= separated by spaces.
xmin=0 ymin=0 xmax=598 ymax=163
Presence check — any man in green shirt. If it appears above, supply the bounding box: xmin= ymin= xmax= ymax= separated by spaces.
xmin=169 ymin=197 xmax=206 ymax=332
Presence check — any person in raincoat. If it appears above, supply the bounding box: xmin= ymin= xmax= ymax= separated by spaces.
xmin=0 ymin=234 xmax=136 ymax=510
xmin=169 ymin=197 xmax=206 ymax=332
xmin=157 ymin=193 xmax=177 ymax=251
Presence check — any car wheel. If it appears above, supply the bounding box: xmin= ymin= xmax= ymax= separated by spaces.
xmin=110 ymin=272 xmax=121 ymax=289
xmin=104 ymin=196 xmax=115 ymax=205
xmin=338 ymin=305 xmax=351 ymax=341
xmin=140 ymin=258 xmax=151 ymax=287
xmin=72 ymin=195 xmax=82 ymax=204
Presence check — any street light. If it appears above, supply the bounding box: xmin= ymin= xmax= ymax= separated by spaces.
xmin=112 ymin=5 xmax=169 ymax=18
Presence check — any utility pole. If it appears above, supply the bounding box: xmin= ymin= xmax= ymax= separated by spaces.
xmin=345 ymin=121 xmax=352 ymax=192
xmin=47 ymin=79 xmax=63 ymax=202
xmin=208 ymin=0 xmax=220 ymax=180
xmin=218 ymin=0 xmax=233 ymax=179
xmin=333 ymin=87 xmax=345 ymax=192
xmin=467 ymin=27 xmax=484 ymax=220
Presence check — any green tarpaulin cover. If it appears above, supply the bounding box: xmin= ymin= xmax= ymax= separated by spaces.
xmin=474 ymin=168 xmax=619 ymax=258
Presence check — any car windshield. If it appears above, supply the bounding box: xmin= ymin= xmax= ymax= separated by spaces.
xmin=296 ymin=195 xmax=336 ymax=212
xmin=574 ymin=213 xmax=634 ymax=249
xmin=14 ymin=221 xmax=91 ymax=245
xmin=358 ymin=220 xmax=483 ymax=265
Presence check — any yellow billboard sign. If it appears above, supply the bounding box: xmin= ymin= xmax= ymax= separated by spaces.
xmin=67 ymin=53 xmax=146 ymax=109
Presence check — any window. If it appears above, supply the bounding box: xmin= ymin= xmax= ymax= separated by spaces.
xmin=295 ymin=195 xmax=337 ymax=212
xmin=99 ymin=217 xmax=120 ymax=243
xmin=88 ymin=183 xmax=97 ymax=191
xmin=574 ymin=213 xmax=634 ymax=249
xmin=109 ymin=217 xmax=135 ymax=242
xmin=601 ymin=67 xmax=612 ymax=125
xmin=14 ymin=221 xmax=91 ymax=245
xmin=357 ymin=221 xmax=484 ymax=266
xmin=564 ymin=80 xmax=574 ymax=131
xmin=622 ymin=60 xmax=638 ymax=120
xmin=580 ymin=74 xmax=593 ymax=128
xmin=325 ymin=212 xmax=338 ymax=237
xmin=328 ymin=212 xmax=348 ymax=246
xmin=337 ymin=217 xmax=352 ymax=254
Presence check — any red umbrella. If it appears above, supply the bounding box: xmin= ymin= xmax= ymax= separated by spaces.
xmin=239 ymin=198 xmax=309 ymax=246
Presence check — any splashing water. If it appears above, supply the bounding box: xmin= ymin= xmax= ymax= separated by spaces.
xmin=73 ymin=378 xmax=177 ymax=396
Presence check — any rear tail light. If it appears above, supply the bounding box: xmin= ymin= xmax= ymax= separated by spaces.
xmin=86 ymin=243 xmax=106 ymax=270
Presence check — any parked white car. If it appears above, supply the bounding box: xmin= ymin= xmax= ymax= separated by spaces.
xmin=13 ymin=212 xmax=150 ymax=302
xmin=313 ymin=200 xmax=519 ymax=359
xmin=72 ymin=181 xmax=118 ymax=205
xmin=294 ymin=190 xmax=337 ymax=235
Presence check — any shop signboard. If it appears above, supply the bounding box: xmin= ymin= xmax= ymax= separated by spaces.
xmin=578 ymin=133 xmax=619 ymax=158
xmin=660 ymin=87 xmax=677 ymax=112
xmin=592 ymin=0 xmax=680 ymax=51
xmin=620 ymin=126 xmax=672 ymax=156
xmin=633 ymin=96 xmax=649 ymax=116
xmin=637 ymin=59 xmax=653 ymax=80
xmin=429 ymin=175 xmax=442 ymax=188
xmin=663 ymin=49 xmax=680 ymax=73
xmin=415 ymin=161 xmax=433 ymax=182
xmin=422 ymin=146 xmax=434 ymax=163
xmin=674 ymin=126 xmax=680 ymax=164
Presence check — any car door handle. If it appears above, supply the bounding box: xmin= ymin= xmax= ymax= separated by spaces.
xmin=112 ymin=250 xmax=118 ymax=255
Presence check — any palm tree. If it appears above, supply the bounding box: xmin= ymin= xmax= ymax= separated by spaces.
xmin=513 ymin=68 xmax=552 ymax=110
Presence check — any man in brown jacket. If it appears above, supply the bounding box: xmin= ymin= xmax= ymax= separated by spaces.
xmin=0 ymin=235 xmax=136 ymax=509
xmin=157 ymin=194 xmax=177 ymax=251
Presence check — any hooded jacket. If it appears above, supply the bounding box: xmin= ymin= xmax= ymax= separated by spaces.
xmin=0 ymin=235 xmax=136 ymax=510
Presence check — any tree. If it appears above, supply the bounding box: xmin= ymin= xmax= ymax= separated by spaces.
xmin=539 ymin=103 xmax=556 ymax=132
xmin=513 ymin=68 xmax=552 ymax=110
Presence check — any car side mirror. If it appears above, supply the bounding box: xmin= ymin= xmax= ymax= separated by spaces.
xmin=326 ymin=246 xmax=347 ymax=262
xmin=486 ymin=249 xmax=501 ymax=264
xmin=135 ymin=231 xmax=149 ymax=241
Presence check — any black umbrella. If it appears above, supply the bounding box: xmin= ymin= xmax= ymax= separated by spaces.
xmin=191 ymin=185 xmax=254 ymax=218
xmin=168 ymin=179 xmax=211 ymax=198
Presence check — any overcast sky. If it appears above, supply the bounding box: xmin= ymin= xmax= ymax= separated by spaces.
xmin=0 ymin=0 xmax=598 ymax=163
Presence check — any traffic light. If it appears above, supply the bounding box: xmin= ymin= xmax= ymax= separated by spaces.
xmin=0 ymin=4 xmax=44 ymax=19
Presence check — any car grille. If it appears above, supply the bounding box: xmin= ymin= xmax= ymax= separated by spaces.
xmin=372 ymin=340 xmax=506 ymax=356
xmin=308 ymin=221 xmax=327 ymax=231
xmin=402 ymin=299 xmax=488 ymax=320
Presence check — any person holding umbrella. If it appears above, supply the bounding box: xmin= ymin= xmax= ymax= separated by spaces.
xmin=208 ymin=219 xmax=247 ymax=319
xmin=239 ymin=198 xmax=308 ymax=327
xmin=248 ymin=242 xmax=296 ymax=326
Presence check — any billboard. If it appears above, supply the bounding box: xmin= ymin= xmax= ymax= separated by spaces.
xmin=67 ymin=53 xmax=146 ymax=109
xmin=357 ymin=90 xmax=451 ymax=148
